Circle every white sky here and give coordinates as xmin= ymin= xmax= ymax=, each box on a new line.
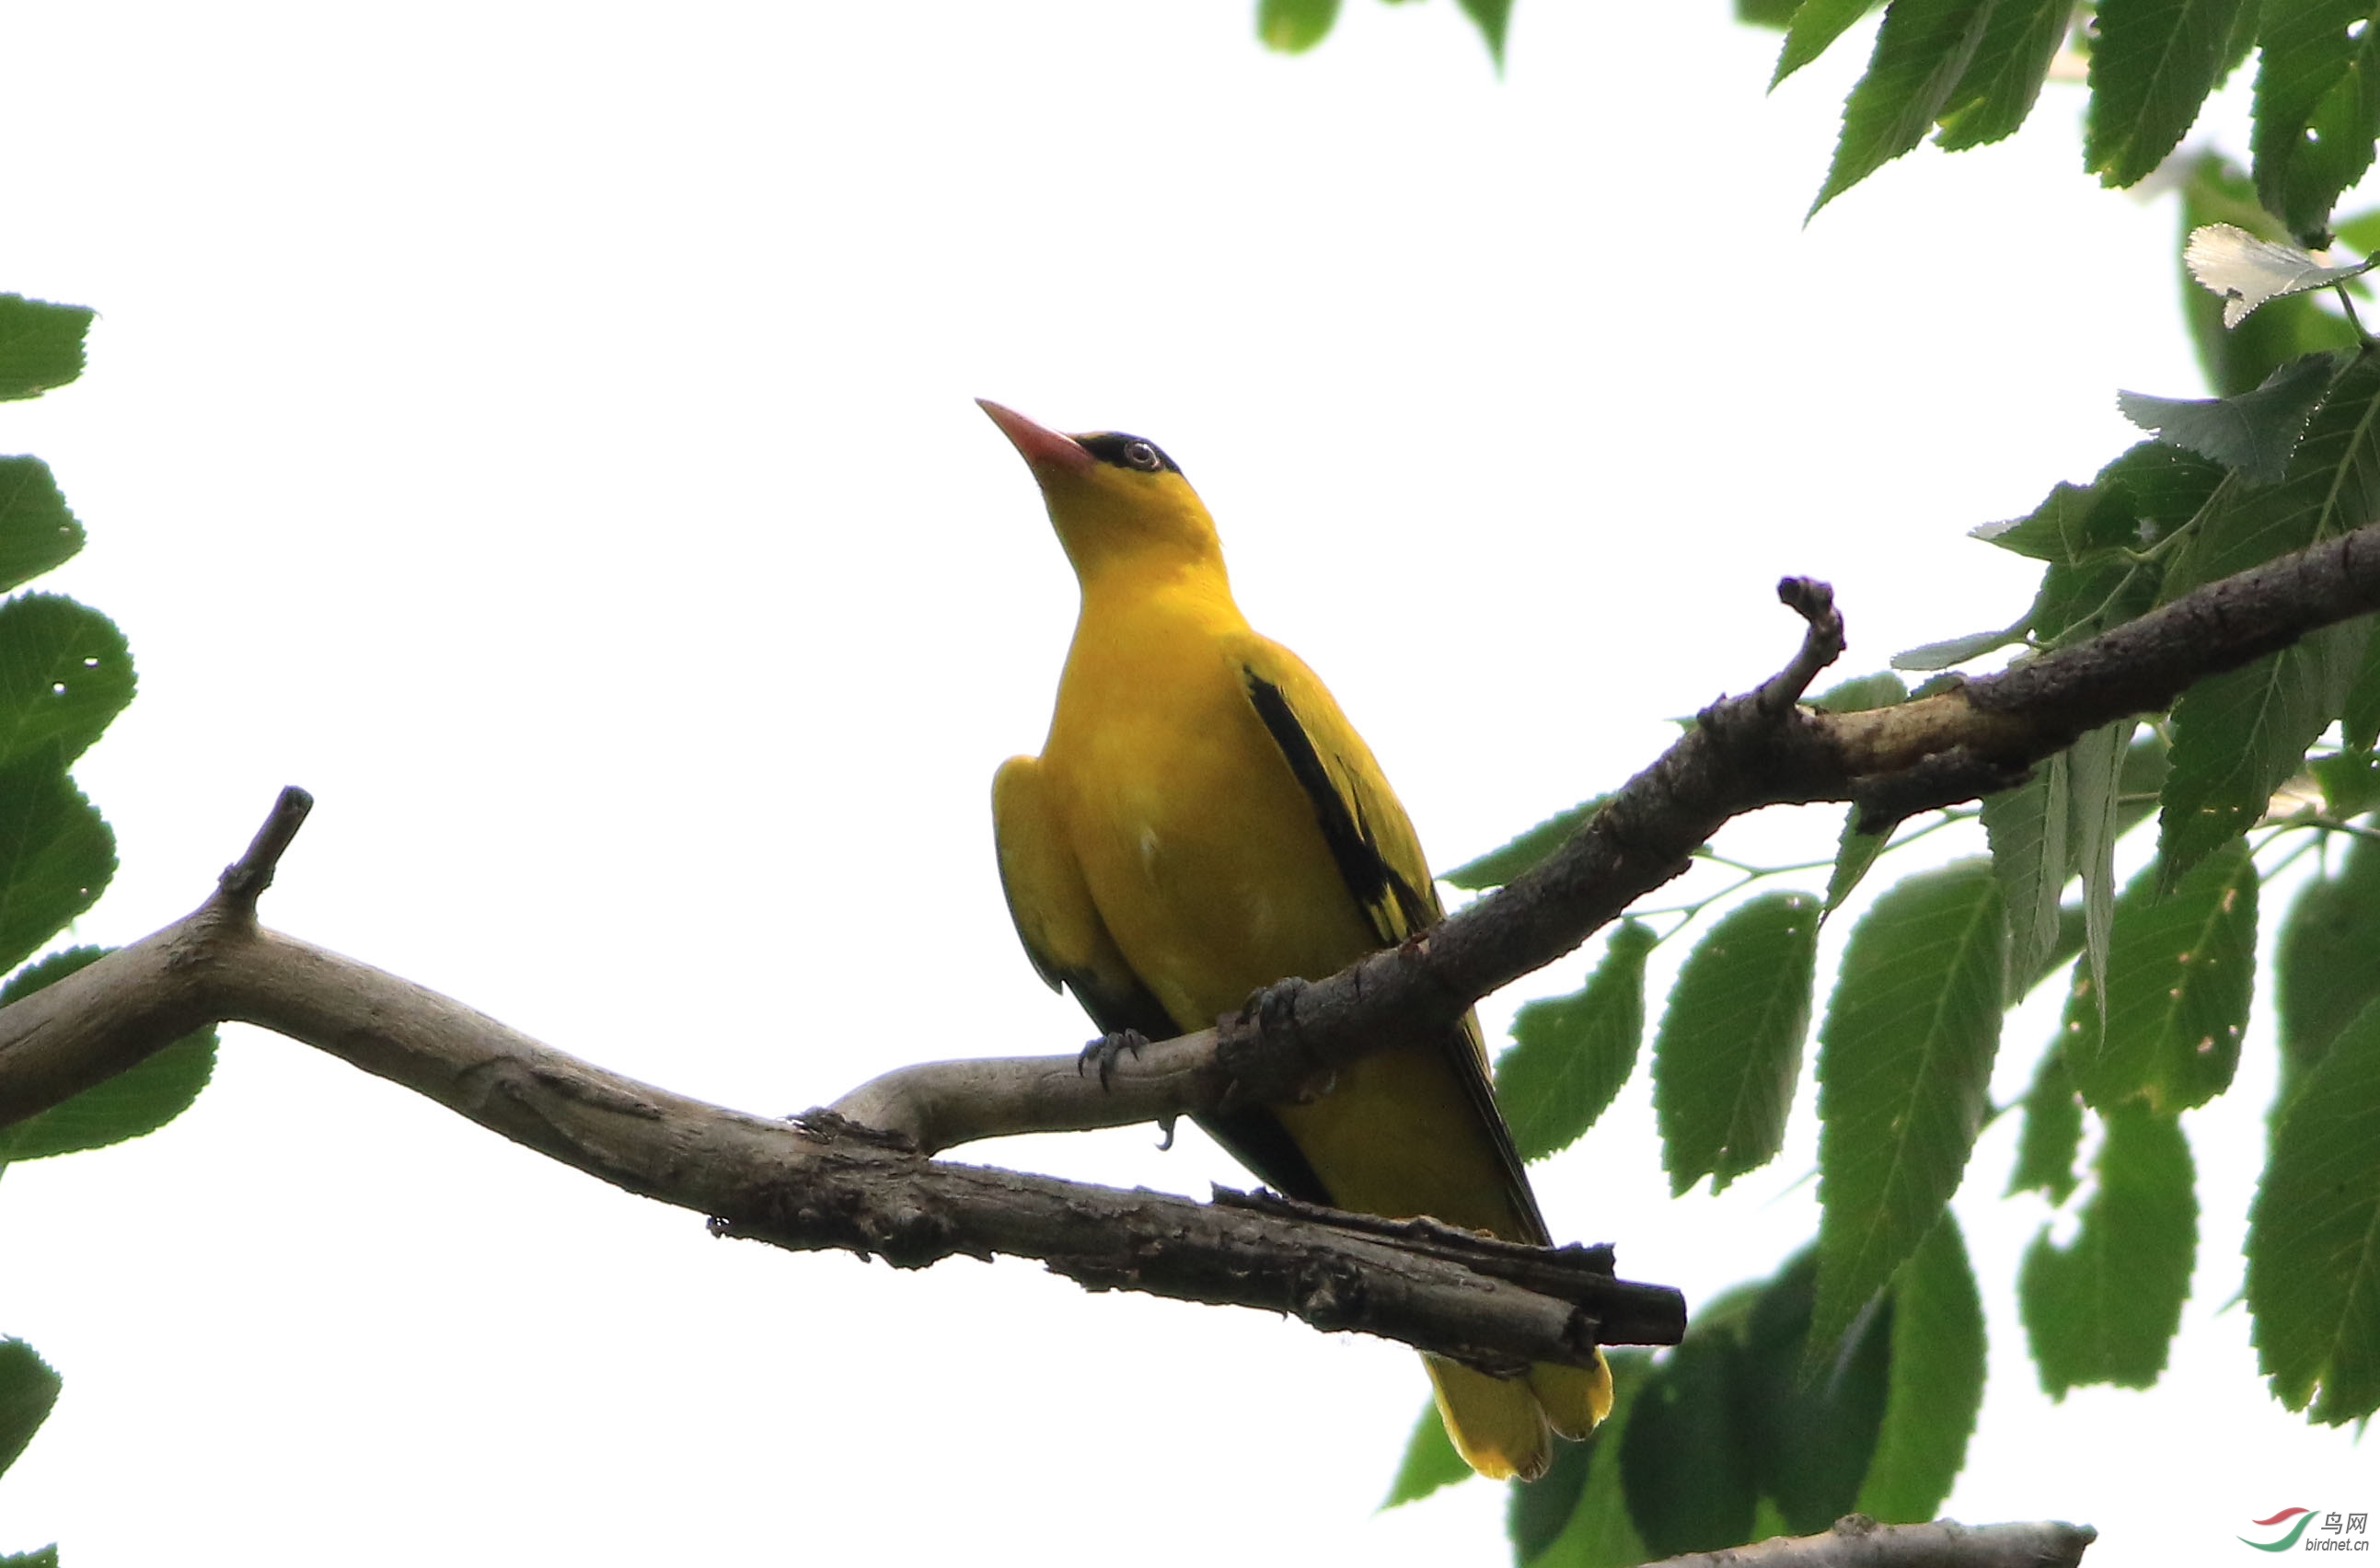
xmin=0 ymin=2 xmax=2367 ymax=1564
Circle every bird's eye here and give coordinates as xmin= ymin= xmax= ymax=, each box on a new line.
xmin=1125 ymin=441 xmax=1161 ymax=471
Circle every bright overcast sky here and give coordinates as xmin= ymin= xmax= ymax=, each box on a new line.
xmin=0 ymin=2 xmax=2365 ymax=1564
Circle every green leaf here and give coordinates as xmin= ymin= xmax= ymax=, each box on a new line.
xmin=1257 ymin=0 xmax=1339 ymax=52
xmin=0 ymin=756 xmax=116 ymax=976
xmin=1381 ymin=1396 xmax=1471 ymax=1509
xmin=2276 ymin=830 xmax=2380 ymax=1096
xmin=1530 ymin=1352 xmax=1653 ymax=1568
xmin=1934 ymin=0 xmax=2071 ymax=149
xmin=0 ymin=1548 xmax=58 ymax=1568
xmin=2062 ymin=840 xmax=2258 ymax=1113
xmin=1737 ymin=1250 xmax=1893 ymax=1535
xmin=0 ymin=1338 xmax=60 ymax=1479
xmin=1775 ymin=0 xmax=1885 ymax=85
xmin=2071 ymin=721 xmax=2132 ymax=1022
xmin=2007 ymin=1046 xmax=2087 ymax=1203
xmin=2115 ymin=351 xmax=2340 ymax=484
xmin=1443 ymin=797 xmax=1605 ymax=890
xmin=0 ymin=459 xmax=87 ymax=594
xmin=1889 ymin=625 xmax=2019 ymax=671
xmin=1812 ymin=860 xmax=2005 ymax=1362
xmin=1854 ymin=1213 xmax=1986 ymax=1522
xmin=1808 ymin=671 xmax=1909 ymax=711
xmin=1497 ymin=921 xmax=1657 ymax=1162
xmin=1508 ymin=1426 xmax=1594 ymax=1562
xmin=1826 ymin=806 xmax=1891 ymax=913
xmin=1812 ymin=0 xmax=2001 ymax=215
xmin=1456 ymin=0 xmax=1512 ymax=65
xmin=0 ymin=594 xmax=135 ymax=773
xmin=0 ymin=295 xmax=93 ymax=402
xmin=2020 ymin=1104 xmax=2198 ymax=1395
xmin=1981 ymin=749 xmax=2074 ymax=996
xmin=1618 ymin=1334 xmax=1754 ymax=1558
xmin=2247 ymin=994 xmax=2380 ymax=1423
xmin=1655 ymin=893 xmax=1821 ymax=1194
xmin=2180 ymin=154 xmax=2363 ymax=397
xmin=2309 ymin=745 xmax=2380 ymax=814
xmin=0 ymin=948 xmax=216 ymax=1160
xmin=2085 ymin=0 xmax=2250 ymax=187
xmin=2251 ymin=0 xmax=2380 ymax=238
xmin=1740 ymin=0 xmax=1806 ymax=25
xmin=2344 ymin=612 xmax=2380 ymax=748
xmin=2159 ymin=619 xmax=2368 ymax=881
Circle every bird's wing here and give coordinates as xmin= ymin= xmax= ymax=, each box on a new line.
xmin=1230 ymin=638 xmax=1551 ymax=1245
xmin=991 ymin=755 xmax=1176 ymax=1042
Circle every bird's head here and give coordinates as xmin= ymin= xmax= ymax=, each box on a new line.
xmin=977 ymin=399 xmax=1224 ymax=585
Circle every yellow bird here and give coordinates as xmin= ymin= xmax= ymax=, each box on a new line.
xmin=981 ymin=399 xmax=1610 ymax=1480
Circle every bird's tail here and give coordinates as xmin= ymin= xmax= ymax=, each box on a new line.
xmin=1425 ymin=1351 xmax=1614 ymax=1482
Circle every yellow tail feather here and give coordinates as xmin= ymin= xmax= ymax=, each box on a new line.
xmin=1426 ymin=1350 xmax=1612 ymax=1482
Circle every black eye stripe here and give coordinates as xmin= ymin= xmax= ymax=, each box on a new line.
xmin=1078 ymin=432 xmax=1184 ymax=477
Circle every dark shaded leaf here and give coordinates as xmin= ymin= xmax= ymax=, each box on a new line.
xmin=1740 ymin=0 xmax=1806 ymax=25
xmin=2007 ymin=1047 xmax=2087 ymax=1203
xmin=2251 ymin=0 xmax=2380 ymax=238
xmin=1498 ymin=921 xmax=1656 ymax=1161
xmin=2085 ymin=0 xmax=2250 ymax=186
xmin=1508 ymin=1425 xmax=1594 ymax=1561
xmin=1890 ymin=625 xmax=2017 ymax=672
xmin=0 ymin=296 xmax=93 ymax=402
xmin=1811 ymin=0 xmax=1999 ymax=215
xmin=1381 ymin=1396 xmax=1470 ymax=1509
xmin=2276 ymin=829 xmax=2380 ymax=1095
xmin=1257 ymin=0 xmax=1339 ymax=52
xmin=1619 ymin=1334 xmax=1754 ymax=1557
xmin=0 ymin=755 xmax=115 ymax=976
xmin=2309 ymin=745 xmax=2380 ymax=814
xmin=1935 ymin=0 xmax=2072 ymax=149
xmin=2115 ymin=351 xmax=2340 ymax=483
xmin=1812 ymin=861 xmax=2005 ymax=1362
xmin=1530 ymin=1352 xmax=1654 ymax=1568
xmin=0 ymin=459 xmax=86 ymax=594
xmin=2247 ymin=995 xmax=2380 ymax=1424
xmin=0 ymin=1338 xmax=60 ymax=1479
xmin=1655 ymin=893 xmax=1820 ymax=1194
xmin=1444 ymin=798 xmax=1605 ymax=891
xmin=1738 ymin=1251 xmax=1892 ymax=1535
xmin=2062 ymin=841 xmax=2257 ymax=1112
xmin=0 ymin=594 xmax=134 ymax=773
xmin=2020 ymin=1104 xmax=2197 ymax=1395
xmin=1854 ymin=1213 xmax=1986 ymax=1522
xmin=1775 ymin=0 xmax=1886 ymax=85
xmin=2345 ymin=610 xmax=2380 ymax=748
xmin=2159 ymin=620 xmax=2367 ymax=881
xmin=1826 ymin=807 xmax=1891 ymax=913
xmin=0 ymin=948 xmax=215 ymax=1160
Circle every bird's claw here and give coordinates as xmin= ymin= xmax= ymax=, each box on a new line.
xmin=1155 ymin=1113 xmax=1178 ymax=1151
xmin=1078 ymin=1028 xmax=1150 ymax=1090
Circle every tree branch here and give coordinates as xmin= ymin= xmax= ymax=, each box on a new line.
xmin=1646 ymin=1516 xmax=2096 ymax=1568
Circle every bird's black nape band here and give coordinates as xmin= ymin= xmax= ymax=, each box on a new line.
xmin=1079 ymin=432 xmax=1184 ymax=476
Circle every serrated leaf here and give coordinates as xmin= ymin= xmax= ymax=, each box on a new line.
xmin=0 ymin=459 xmax=87 ymax=594
xmin=2159 ymin=620 xmax=2368 ymax=880
xmin=2180 ymin=155 xmax=2364 ymax=396
xmin=0 ymin=1338 xmax=60 ymax=1479
xmin=2070 ymin=721 xmax=2131 ymax=1023
xmin=2116 ymin=352 xmax=2340 ymax=483
xmin=1737 ymin=1250 xmax=1892 ymax=1536
xmin=1455 ymin=0 xmax=1512 ymax=65
xmin=0 ymin=594 xmax=134 ymax=774
xmin=1775 ymin=0 xmax=1885 ymax=85
xmin=2309 ymin=745 xmax=2380 ymax=814
xmin=1975 ymin=440 xmax=2223 ymax=571
xmin=2276 ymin=831 xmax=2380 ymax=1095
xmin=1808 ymin=671 xmax=1909 ymax=711
xmin=2186 ymin=225 xmax=2380 ymax=325
xmin=1497 ymin=921 xmax=1656 ymax=1162
xmin=1508 ymin=1424 xmax=1594 ymax=1561
xmin=2085 ymin=0 xmax=2249 ymax=186
xmin=1655 ymin=893 xmax=1820 ymax=1194
xmin=1619 ymin=1333 xmax=1754 ymax=1558
xmin=1381 ymin=1396 xmax=1471 ymax=1509
xmin=0 ymin=296 xmax=93 ymax=402
xmin=1826 ymin=807 xmax=1891 ymax=913
xmin=1740 ymin=0 xmax=1806 ymax=25
xmin=1811 ymin=0 xmax=2000 ymax=215
xmin=2247 ymin=995 xmax=2380 ymax=1423
xmin=2008 ymin=1046 xmax=2088 ymax=1202
xmin=1530 ymin=1352 xmax=1653 ymax=1568
xmin=0 ymin=947 xmax=216 ymax=1160
xmin=1890 ymin=625 xmax=2017 ymax=671
xmin=2251 ymin=0 xmax=2380 ymax=238
xmin=1981 ymin=749 xmax=2072 ymax=994
xmin=1934 ymin=0 xmax=2072 ymax=149
xmin=0 ymin=755 xmax=116 ymax=976
xmin=1257 ymin=0 xmax=1339 ymax=52
xmin=1443 ymin=797 xmax=1605 ymax=890
xmin=0 ymin=1548 xmax=58 ymax=1568
xmin=2021 ymin=1103 xmax=2198 ymax=1396
xmin=1812 ymin=860 xmax=2005 ymax=1362
xmin=1854 ymin=1212 xmax=1986 ymax=1522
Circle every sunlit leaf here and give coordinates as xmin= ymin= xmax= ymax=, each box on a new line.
xmin=2179 ymin=155 xmax=2363 ymax=396
xmin=2020 ymin=1104 xmax=2197 ymax=1396
xmin=1257 ymin=0 xmax=1339 ymax=52
xmin=2185 ymin=225 xmax=2379 ymax=326
xmin=1655 ymin=894 xmax=1820 ymax=1194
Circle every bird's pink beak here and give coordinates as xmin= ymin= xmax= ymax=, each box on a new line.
xmin=978 ymin=398 xmax=1094 ymax=477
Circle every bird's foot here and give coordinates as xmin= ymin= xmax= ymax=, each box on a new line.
xmin=1078 ymin=1028 xmax=1150 ymax=1090
xmin=1155 ymin=1113 xmax=1178 ymax=1151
